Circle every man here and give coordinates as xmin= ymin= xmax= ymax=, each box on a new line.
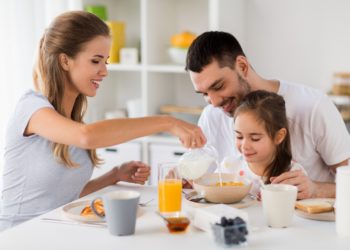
xmin=185 ymin=31 xmax=350 ymax=199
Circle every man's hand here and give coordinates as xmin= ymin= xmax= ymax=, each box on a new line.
xmin=115 ymin=161 xmax=151 ymax=185
xmin=270 ymin=170 xmax=316 ymax=199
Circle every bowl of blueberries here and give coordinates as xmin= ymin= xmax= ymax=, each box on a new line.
xmin=211 ymin=216 xmax=248 ymax=247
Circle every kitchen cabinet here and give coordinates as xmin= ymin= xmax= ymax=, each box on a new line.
xmin=92 ymin=142 xmax=142 ymax=179
xmin=148 ymin=142 xmax=186 ymax=185
xmin=77 ymin=0 xmax=244 ymax=182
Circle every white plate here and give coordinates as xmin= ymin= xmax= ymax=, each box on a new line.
xmin=62 ymin=200 xmax=145 ymax=223
xmin=62 ymin=200 xmax=105 ymax=223
xmin=295 ymin=209 xmax=335 ymax=221
xmin=183 ymin=191 xmax=257 ymax=209
xmin=295 ymin=198 xmax=335 ymax=221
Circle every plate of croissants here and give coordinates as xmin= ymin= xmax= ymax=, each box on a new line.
xmin=62 ymin=199 xmax=105 ymax=223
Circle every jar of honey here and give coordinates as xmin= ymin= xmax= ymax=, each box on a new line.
xmin=332 ymin=72 xmax=350 ymax=96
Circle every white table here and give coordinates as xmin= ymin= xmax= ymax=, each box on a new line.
xmin=0 ymin=183 xmax=349 ymax=250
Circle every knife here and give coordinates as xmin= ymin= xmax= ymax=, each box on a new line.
xmin=41 ymin=218 xmax=106 ymax=228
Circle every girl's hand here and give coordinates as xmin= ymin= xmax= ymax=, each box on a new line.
xmin=169 ymin=118 xmax=207 ymax=148
xmin=115 ymin=161 xmax=151 ymax=185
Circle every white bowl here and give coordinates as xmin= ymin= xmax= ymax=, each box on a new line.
xmin=168 ymin=47 xmax=188 ymax=64
xmin=193 ymin=173 xmax=252 ymax=204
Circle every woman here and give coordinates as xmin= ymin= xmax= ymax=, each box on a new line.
xmin=0 ymin=11 xmax=206 ymax=231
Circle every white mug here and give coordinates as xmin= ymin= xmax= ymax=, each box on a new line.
xmin=261 ymin=184 xmax=297 ymax=228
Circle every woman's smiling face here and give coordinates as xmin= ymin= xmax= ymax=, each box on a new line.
xmin=65 ymin=35 xmax=111 ymax=97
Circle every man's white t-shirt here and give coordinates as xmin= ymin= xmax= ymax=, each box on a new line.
xmin=198 ymin=81 xmax=350 ymax=182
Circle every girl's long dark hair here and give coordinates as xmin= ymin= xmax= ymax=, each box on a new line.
xmin=234 ymin=90 xmax=292 ymax=183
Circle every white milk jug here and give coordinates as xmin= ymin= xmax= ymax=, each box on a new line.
xmin=178 ymin=145 xmax=218 ymax=180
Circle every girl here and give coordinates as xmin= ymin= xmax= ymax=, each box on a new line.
xmin=0 ymin=11 xmax=205 ymax=231
xmin=233 ymin=90 xmax=306 ymax=197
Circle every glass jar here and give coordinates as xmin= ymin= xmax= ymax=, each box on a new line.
xmin=332 ymin=72 xmax=350 ymax=95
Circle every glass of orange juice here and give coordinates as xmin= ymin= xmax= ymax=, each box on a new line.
xmin=158 ymin=162 xmax=182 ymax=215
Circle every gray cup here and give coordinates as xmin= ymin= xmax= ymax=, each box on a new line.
xmin=92 ymin=190 xmax=140 ymax=236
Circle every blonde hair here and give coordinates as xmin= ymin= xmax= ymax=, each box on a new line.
xmin=33 ymin=11 xmax=110 ymax=167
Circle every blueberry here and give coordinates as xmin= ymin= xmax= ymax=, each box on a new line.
xmin=239 ymin=236 xmax=247 ymax=243
xmin=227 ymin=218 xmax=234 ymax=226
xmin=221 ymin=216 xmax=228 ymax=226
xmin=224 ymin=229 xmax=232 ymax=238
xmin=226 ymin=234 xmax=240 ymax=245
xmin=233 ymin=216 xmax=245 ymax=225
xmin=240 ymin=226 xmax=248 ymax=236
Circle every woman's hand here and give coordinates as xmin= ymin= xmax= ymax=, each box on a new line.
xmin=115 ymin=161 xmax=151 ymax=185
xmin=169 ymin=118 xmax=207 ymax=148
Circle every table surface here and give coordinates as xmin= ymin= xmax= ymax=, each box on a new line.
xmin=0 ymin=183 xmax=349 ymax=250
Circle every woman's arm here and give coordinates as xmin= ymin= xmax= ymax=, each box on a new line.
xmin=25 ymin=108 xmax=206 ymax=149
xmin=79 ymin=161 xmax=151 ymax=197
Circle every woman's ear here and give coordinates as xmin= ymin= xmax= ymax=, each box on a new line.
xmin=59 ymin=53 xmax=70 ymax=71
xmin=274 ymin=128 xmax=287 ymax=145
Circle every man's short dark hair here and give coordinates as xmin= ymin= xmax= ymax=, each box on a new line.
xmin=185 ymin=31 xmax=245 ymax=73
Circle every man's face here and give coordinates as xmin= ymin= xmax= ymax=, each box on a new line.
xmin=189 ymin=60 xmax=251 ymax=117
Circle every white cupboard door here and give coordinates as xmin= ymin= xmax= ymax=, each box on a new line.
xmin=92 ymin=142 xmax=142 ymax=179
xmin=149 ymin=143 xmax=187 ymax=185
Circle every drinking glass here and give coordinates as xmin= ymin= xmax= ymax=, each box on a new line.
xmin=261 ymin=184 xmax=297 ymax=228
xmin=158 ymin=162 xmax=182 ymax=215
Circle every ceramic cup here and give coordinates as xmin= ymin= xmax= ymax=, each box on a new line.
xmin=92 ymin=190 xmax=140 ymax=236
xmin=261 ymin=184 xmax=297 ymax=228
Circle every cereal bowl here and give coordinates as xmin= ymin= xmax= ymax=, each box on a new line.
xmin=193 ymin=173 xmax=252 ymax=204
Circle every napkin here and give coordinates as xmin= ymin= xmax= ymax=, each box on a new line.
xmin=192 ymin=204 xmax=248 ymax=233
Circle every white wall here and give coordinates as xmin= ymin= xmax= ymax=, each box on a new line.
xmin=243 ymin=0 xmax=350 ymax=92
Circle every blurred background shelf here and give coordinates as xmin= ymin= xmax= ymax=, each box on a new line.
xmin=78 ymin=0 xmax=243 ymax=182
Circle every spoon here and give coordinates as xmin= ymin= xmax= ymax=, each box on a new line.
xmin=183 ymin=191 xmax=205 ymax=202
xmin=138 ymin=198 xmax=155 ymax=207
xmin=155 ymin=211 xmax=170 ymax=222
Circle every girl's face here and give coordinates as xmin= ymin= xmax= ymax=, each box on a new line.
xmin=234 ymin=111 xmax=278 ymax=168
xmin=64 ymin=35 xmax=111 ymax=97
